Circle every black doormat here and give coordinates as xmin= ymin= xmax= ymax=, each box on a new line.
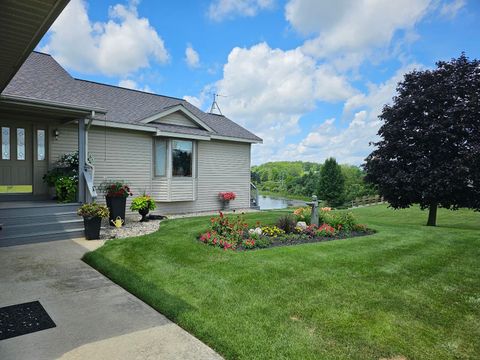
xmin=0 ymin=301 xmax=56 ymax=340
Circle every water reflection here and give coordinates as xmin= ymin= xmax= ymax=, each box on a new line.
xmin=258 ymin=195 xmax=306 ymax=210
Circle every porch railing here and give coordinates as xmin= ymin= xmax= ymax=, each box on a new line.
xmin=83 ymin=161 xmax=97 ymax=202
xmin=250 ymin=182 xmax=259 ymax=209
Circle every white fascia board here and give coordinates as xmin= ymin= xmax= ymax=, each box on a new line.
xmin=155 ymin=130 xmax=211 ymax=141
xmin=210 ymin=134 xmax=263 ymax=144
xmin=138 ymin=104 xmax=214 ymax=132
xmin=91 ymin=119 xmax=157 ymax=132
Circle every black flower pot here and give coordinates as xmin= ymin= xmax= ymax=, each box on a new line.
xmin=106 ymin=196 xmax=126 ymax=226
xmin=139 ymin=208 xmax=149 ymax=222
xmin=83 ymin=216 xmax=102 ymax=240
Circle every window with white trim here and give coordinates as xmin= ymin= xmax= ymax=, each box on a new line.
xmin=154 ymin=138 xmax=194 ymax=178
xmin=154 ymin=138 xmax=167 ymax=176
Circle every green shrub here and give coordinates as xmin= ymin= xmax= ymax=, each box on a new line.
xmin=130 ymin=195 xmax=156 ymax=211
xmin=77 ymin=203 xmax=109 ymax=218
xmin=319 ymin=211 xmax=358 ymax=231
xmin=255 ymin=236 xmax=273 ymax=248
xmin=276 ymin=214 xmax=297 ymax=233
xmin=55 ymin=176 xmax=77 ymax=203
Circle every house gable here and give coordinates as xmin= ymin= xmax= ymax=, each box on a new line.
xmin=153 ymin=110 xmax=199 ymax=128
xmin=139 ymin=104 xmax=214 ymax=132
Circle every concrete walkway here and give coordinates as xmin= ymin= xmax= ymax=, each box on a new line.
xmin=0 ymin=239 xmax=222 ymax=360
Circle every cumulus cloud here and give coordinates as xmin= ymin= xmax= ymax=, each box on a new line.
xmin=118 ymin=79 xmax=152 ymax=92
xmin=208 ymin=0 xmax=274 ymax=21
xmin=279 ymin=64 xmax=422 ymax=165
xmin=207 ymin=42 xmax=355 ymax=163
xmin=439 ymin=0 xmax=466 ymax=19
xmin=185 ymin=44 xmax=200 ymax=68
xmin=41 ymin=0 xmax=169 ymax=76
xmin=285 ymin=0 xmax=431 ymax=65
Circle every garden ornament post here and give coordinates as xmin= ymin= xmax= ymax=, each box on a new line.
xmin=307 ymin=195 xmax=319 ymax=226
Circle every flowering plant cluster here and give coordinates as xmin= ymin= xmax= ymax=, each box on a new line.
xmin=218 ymin=192 xmax=236 ymax=201
xmin=293 ymin=207 xmax=312 ymax=224
xmin=99 ymin=180 xmax=133 ymax=198
xmin=199 ymin=212 xmax=248 ymax=250
xmin=242 ymin=239 xmax=256 ymax=249
xmin=199 ymin=211 xmax=371 ymax=251
xmin=320 ymin=207 xmax=332 ymax=212
xmin=260 ymin=225 xmax=285 ymax=237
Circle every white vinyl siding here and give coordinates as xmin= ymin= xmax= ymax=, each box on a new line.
xmin=48 ymin=123 xmax=251 ymax=214
xmin=153 ymin=111 xmax=199 ymax=128
xmin=153 ymin=140 xmax=251 ymax=214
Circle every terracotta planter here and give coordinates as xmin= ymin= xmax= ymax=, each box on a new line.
xmin=106 ymin=196 xmax=126 ymax=226
xmin=83 ymin=216 xmax=102 ymax=240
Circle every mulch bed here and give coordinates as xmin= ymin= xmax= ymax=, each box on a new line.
xmin=237 ymin=231 xmax=376 ymax=251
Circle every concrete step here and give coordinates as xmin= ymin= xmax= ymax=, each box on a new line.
xmin=0 ymin=228 xmax=85 ymax=247
xmin=1 ymin=219 xmax=84 ymax=237
xmin=0 ymin=202 xmax=85 ymax=246
xmin=0 ymin=203 xmax=80 ymax=218
xmin=1 ymin=211 xmax=78 ymax=226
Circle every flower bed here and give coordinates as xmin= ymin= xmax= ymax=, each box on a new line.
xmin=198 ymin=209 xmax=374 ymax=251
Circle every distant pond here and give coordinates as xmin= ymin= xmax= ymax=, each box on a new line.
xmin=257 ymin=195 xmax=306 ymax=210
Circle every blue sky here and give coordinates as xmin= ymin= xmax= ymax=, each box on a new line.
xmin=38 ymin=0 xmax=479 ymax=165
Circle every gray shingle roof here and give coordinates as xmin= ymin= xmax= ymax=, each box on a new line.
xmin=2 ymin=52 xmax=262 ymax=143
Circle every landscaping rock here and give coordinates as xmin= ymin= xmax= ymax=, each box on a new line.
xmin=296 ymin=221 xmax=307 ymax=230
xmin=100 ymin=215 xmax=161 ymax=240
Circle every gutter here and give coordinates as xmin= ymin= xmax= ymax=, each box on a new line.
xmin=0 ymin=94 xmax=107 ymax=114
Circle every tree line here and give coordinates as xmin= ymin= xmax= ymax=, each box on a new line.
xmin=251 ymin=159 xmax=376 ymax=207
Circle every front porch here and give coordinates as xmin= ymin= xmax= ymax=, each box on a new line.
xmin=0 ymin=98 xmax=105 ymax=246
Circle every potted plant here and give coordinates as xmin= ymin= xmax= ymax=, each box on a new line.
xmin=130 ymin=194 xmax=156 ymax=222
xmin=77 ymin=203 xmax=109 ymax=240
xmin=218 ymin=192 xmax=236 ymax=210
xmin=98 ymin=180 xmax=132 ymax=226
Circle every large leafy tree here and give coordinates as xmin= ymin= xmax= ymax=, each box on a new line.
xmin=364 ymin=54 xmax=480 ymax=226
xmin=318 ymin=157 xmax=345 ymax=207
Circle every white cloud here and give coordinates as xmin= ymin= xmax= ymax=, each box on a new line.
xmin=440 ymin=0 xmax=466 ymax=19
xmin=41 ymin=0 xmax=169 ymax=76
xmin=208 ymin=0 xmax=274 ymax=21
xmin=185 ymin=44 xmax=200 ymax=68
xmin=118 ymin=79 xmax=152 ymax=92
xmin=279 ymin=64 xmax=422 ymax=165
xmin=208 ymin=42 xmax=354 ymax=163
xmin=285 ymin=0 xmax=431 ymax=65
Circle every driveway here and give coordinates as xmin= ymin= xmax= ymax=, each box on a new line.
xmin=0 ymin=239 xmax=222 ymax=360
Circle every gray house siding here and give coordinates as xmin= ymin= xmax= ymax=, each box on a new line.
xmin=50 ymin=123 xmax=251 ymax=214
xmin=154 ymin=111 xmax=199 ymax=128
xmin=154 ymin=140 xmax=251 ymax=214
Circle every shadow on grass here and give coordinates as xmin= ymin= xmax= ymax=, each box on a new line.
xmin=82 ymin=251 xmax=195 ymax=323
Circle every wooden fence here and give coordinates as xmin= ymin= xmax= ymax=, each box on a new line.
xmin=349 ymin=195 xmax=385 ymax=208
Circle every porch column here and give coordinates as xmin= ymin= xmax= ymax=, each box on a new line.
xmin=78 ymin=117 xmax=86 ymax=203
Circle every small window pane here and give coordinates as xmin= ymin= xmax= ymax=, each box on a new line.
xmin=154 ymin=139 xmax=166 ymax=176
xmin=37 ymin=129 xmax=45 ymax=161
xmin=17 ymin=128 xmax=25 ymax=160
xmin=172 ymin=140 xmax=192 ymax=177
xmin=2 ymin=127 xmax=10 ymax=160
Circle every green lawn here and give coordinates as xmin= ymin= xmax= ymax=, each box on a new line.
xmin=84 ymin=206 xmax=480 ymax=359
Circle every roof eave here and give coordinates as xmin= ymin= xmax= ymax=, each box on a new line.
xmin=0 ymin=94 xmax=106 ymax=115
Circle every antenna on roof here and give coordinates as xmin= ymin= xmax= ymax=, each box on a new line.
xmin=209 ymin=93 xmax=226 ymax=115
